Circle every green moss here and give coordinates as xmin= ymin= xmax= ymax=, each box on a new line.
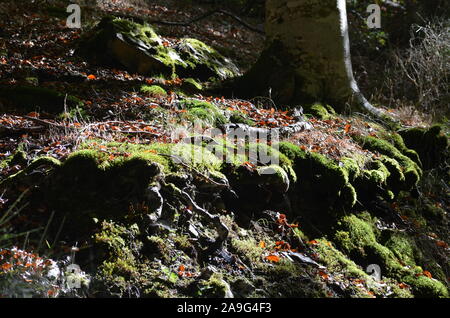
xmin=197 ymin=273 xmax=230 ymax=298
xmin=140 ymin=85 xmax=167 ymax=97
xmin=78 ymin=16 xmax=179 ymax=78
xmin=385 ymin=132 xmax=421 ymax=166
xmin=181 ymin=78 xmax=203 ymax=94
xmin=333 ymin=214 xmax=449 ymax=297
xmin=303 ymin=103 xmax=334 ymax=120
xmin=353 ymin=135 xmax=422 ymax=189
xmin=180 ymin=98 xmax=226 ymax=126
xmin=277 ymin=141 xmax=308 ymax=162
xmin=176 ymin=38 xmax=240 ymax=80
xmin=380 ymin=156 xmax=405 ymax=193
xmin=313 ymin=239 xmax=368 ymax=279
xmin=402 ymin=274 xmax=449 ymax=298
xmin=277 ymin=141 xmax=355 ymax=208
xmin=229 ymin=110 xmax=255 ymax=126
xmin=0 ymin=156 xmax=61 ymax=186
xmin=256 ymin=164 xmax=291 ymax=193
xmin=383 ymin=232 xmax=419 ymax=268
xmin=231 ymin=237 xmax=264 ymax=265
xmin=340 ymin=157 xmax=361 ymax=182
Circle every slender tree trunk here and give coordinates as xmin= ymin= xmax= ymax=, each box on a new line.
xmin=239 ymin=0 xmax=384 ymax=116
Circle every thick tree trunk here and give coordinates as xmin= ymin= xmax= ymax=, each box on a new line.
xmin=239 ymin=0 xmax=384 ymax=116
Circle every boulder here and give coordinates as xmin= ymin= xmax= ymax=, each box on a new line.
xmin=77 ymin=16 xmax=240 ymax=80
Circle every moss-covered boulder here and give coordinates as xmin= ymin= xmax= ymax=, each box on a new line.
xmin=333 ymin=213 xmax=449 ymax=298
xmin=277 ymin=141 xmax=355 ymax=211
xmin=352 ymin=135 xmax=422 ymax=190
xmin=175 ymin=38 xmax=240 ymax=81
xmin=77 ymin=17 xmax=239 ymax=81
xmin=77 ymin=16 xmax=179 ymax=77
xmin=399 ymin=125 xmax=448 ymax=169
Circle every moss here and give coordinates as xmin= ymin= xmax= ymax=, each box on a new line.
xmin=78 ymin=16 xmax=179 ymax=77
xmin=180 ymin=98 xmax=226 ymax=126
xmin=277 ymin=141 xmax=355 ymax=209
xmin=0 ymin=85 xmax=84 ymax=115
xmin=181 ymin=78 xmax=203 ymax=94
xmin=140 ymin=85 xmax=167 ymax=97
xmin=399 ymin=125 xmax=449 ymax=169
xmin=353 ymin=135 xmax=422 ymax=189
xmin=385 ymin=132 xmax=421 ymax=166
xmin=303 ymin=103 xmax=334 ymax=120
xmin=340 ymin=183 xmax=357 ymax=208
xmin=333 ymin=214 xmax=449 ymax=297
xmin=176 ymin=38 xmax=240 ymax=81
xmin=340 ymin=157 xmax=361 ymax=182
xmin=197 ymin=273 xmax=230 ymax=298
xmin=313 ymin=239 xmax=368 ymax=279
xmin=229 ymin=110 xmax=255 ymax=126
xmin=0 ymin=156 xmax=61 ymax=187
xmin=383 ymin=232 xmax=419 ymax=268
xmin=256 ymin=164 xmax=291 ymax=193
xmin=277 ymin=141 xmax=308 ymax=162
xmin=380 ymin=156 xmax=405 ymax=194
xmin=231 ymin=237 xmax=264 ymax=266
xmin=402 ymin=274 xmax=449 ymax=298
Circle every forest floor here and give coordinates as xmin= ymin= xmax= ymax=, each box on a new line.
xmin=0 ymin=0 xmax=448 ymax=298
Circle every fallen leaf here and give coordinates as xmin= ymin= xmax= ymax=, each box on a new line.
xmin=344 ymin=124 xmax=351 ymax=134
xmin=318 ymin=270 xmax=329 ymax=280
xmin=266 ymin=255 xmax=280 ymax=263
xmin=87 ymin=74 xmax=96 ymax=80
xmin=423 ymin=270 xmax=432 ymax=279
xmin=259 ymin=241 xmax=266 ymax=248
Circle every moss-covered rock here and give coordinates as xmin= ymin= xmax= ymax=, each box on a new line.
xmin=399 ymin=125 xmax=448 ymax=169
xmin=352 ymin=135 xmax=422 ymax=189
xmin=77 ymin=17 xmax=239 ymax=81
xmin=176 ymin=38 xmax=240 ymax=81
xmin=180 ymin=98 xmax=226 ymax=126
xmin=277 ymin=141 xmax=354 ymax=210
xmin=333 ymin=213 xmax=449 ymax=298
xmin=303 ymin=103 xmax=335 ymax=120
xmin=77 ymin=16 xmax=181 ymax=77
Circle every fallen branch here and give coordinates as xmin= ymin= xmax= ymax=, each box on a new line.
xmin=114 ymin=9 xmax=264 ymax=34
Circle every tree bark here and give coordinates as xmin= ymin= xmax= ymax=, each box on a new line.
xmin=238 ymin=0 xmax=384 ymax=116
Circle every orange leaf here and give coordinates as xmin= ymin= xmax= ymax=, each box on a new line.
xmin=318 ymin=270 xmax=329 ymax=280
xmin=344 ymin=124 xmax=351 ymax=134
xmin=87 ymin=74 xmax=96 ymax=80
xmin=423 ymin=270 xmax=432 ymax=279
xmin=259 ymin=241 xmax=266 ymax=248
xmin=398 ymin=283 xmax=409 ymax=289
xmin=436 ymin=240 xmax=449 ymax=248
xmin=266 ymin=255 xmax=280 ymax=263
xmin=307 ymin=240 xmax=318 ymax=245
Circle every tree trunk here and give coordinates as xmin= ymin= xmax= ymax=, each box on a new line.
xmin=238 ymin=0 xmax=384 ymax=116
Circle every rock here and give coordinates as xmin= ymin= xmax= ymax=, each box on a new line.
xmin=77 ymin=17 xmax=240 ymax=81
xmin=175 ymin=38 xmax=240 ymax=80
